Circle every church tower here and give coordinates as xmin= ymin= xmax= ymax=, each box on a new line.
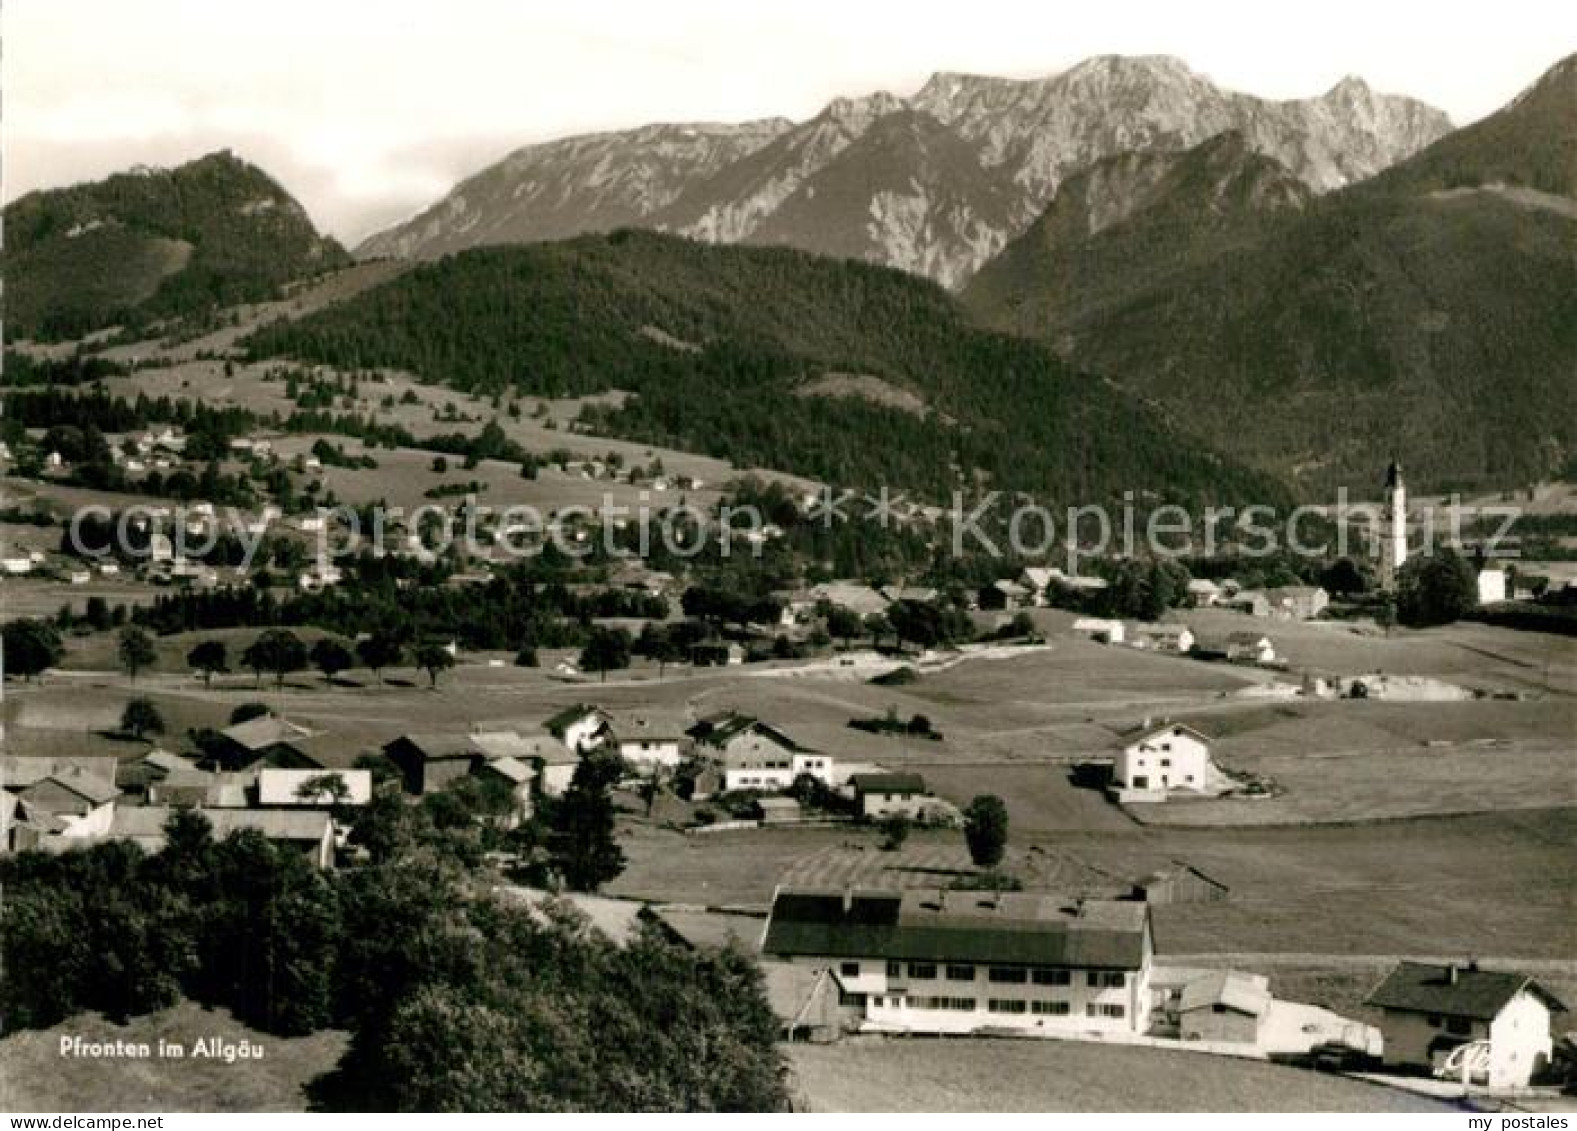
xmin=1378 ymin=460 xmax=1408 ymax=589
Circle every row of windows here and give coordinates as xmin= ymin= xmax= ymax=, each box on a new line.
xmin=858 ymin=961 xmax=1123 ymax=987
xmin=876 ymin=997 xmax=1123 ymax=1020
xmin=909 ymin=996 xmax=975 ymax=1011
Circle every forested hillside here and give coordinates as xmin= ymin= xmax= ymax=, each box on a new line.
xmin=4 ymin=151 xmax=348 ymax=340
xmin=245 ymin=230 xmax=1289 ymax=506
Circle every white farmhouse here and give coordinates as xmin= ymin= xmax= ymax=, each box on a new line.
xmin=1476 ymin=568 xmax=1508 ymax=604
xmin=1366 ymin=962 xmax=1562 ymax=1087
xmin=762 ymin=888 xmax=1154 ymax=1038
xmin=1113 ymin=723 xmax=1214 ymax=794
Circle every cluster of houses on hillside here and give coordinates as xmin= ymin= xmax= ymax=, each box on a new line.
xmin=382 ymin=702 xmax=955 ymax=827
xmin=1069 ymin=617 xmax=1281 ymax=669
xmin=1 ymin=738 xmax=365 ymax=869
xmin=974 ymin=567 xmax=1332 ymax=625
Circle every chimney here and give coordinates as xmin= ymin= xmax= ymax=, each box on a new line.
xmin=1447 ymin=964 xmax=1461 ymax=985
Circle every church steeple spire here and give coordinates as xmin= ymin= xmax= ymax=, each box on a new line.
xmin=1379 ymin=459 xmax=1408 ymax=589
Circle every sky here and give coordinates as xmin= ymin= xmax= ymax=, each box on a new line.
xmin=7 ymin=0 xmax=1575 ymax=244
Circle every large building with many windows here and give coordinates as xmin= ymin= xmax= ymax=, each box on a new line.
xmin=760 ymin=887 xmax=1154 ymax=1036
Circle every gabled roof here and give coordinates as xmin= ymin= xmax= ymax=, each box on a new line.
xmin=606 ymin=708 xmax=690 ymax=743
xmin=1365 ymin=962 xmax=1565 ymax=1020
xmin=692 ymin=712 xmax=806 ymax=752
xmin=543 ymin=703 xmax=610 ymax=735
xmin=26 ymin=767 xmax=119 ymax=806
xmin=759 ymin=961 xmax=835 ymax=1027
xmin=848 ymin=772 xmax=926 ymax=795
xmin=220 ymin=714 xmax=315 ymax=751
xmin=808 ymin=582 xmax=889 ymax=616
xmin=1179 ymin=970 xmax=1271 ymax=1017
xmin=385 ymin=733 xmax=485 ymax=761
xmin=763 ymin=888 xmax=1149 ymax=969
xmin=512 ymin=734 xmax=578 ymax=765
xmin=141 ymin=749 xmax=198 ymax=775
xmin=882 ymin=585 xmax=939 ymax=603
xmin=480 ymin=756 xmax=534 ymax=785
xmin=106 ymin=806 xmax=333 ymax=845
xmin=468 ymin=730 xmax=541 ymax=760
xmin=1124 ymin=722 xmax=1213 ymax=749
xmin=2 ymin=756 xmax=118 ymax=789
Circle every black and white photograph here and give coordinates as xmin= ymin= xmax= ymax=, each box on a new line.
xmin=1 ymin=0 xmax=1574 ymax=1116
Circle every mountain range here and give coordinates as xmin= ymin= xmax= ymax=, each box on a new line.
xmin=963 ymin=52 xmax=1577 ymax=493
xmin=6 ymin=53 xmax=1571 ymax=499
xmin=357 ymin=55 xmax=1453 ymax=287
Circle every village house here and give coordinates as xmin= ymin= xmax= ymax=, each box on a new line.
xmin=511 ymin=734 xmax=580 ymax=797
xmin=1071 ymin=617 xmax=1125 ymax=644
xmin=1193 ymin=631 xmax=1277 ymax=665
xmin=1223 ymin=590 xmax=1272 ymax=617
xmin=16 ymin=768 xmax=119 ymax=839
xmin=1018 ymin=567 xmax=1060 ymax=603
xmin=209 ymin=715 xmax=325 ymax=772
xmin=848 ymin=772 xmax=930 ymax=819
xmin=256 ymin=768 xmax=373 ymax=808
xmin=761 ymin=887 xmax=1155 ymax=1037
xmin=978 ymin=579 xmax=1033 ymax=611
xmin=1185 ymin=578 xmax=1223 ymax=607
xmin=1476 ymin=567 xmax=1508 ymax=604
xmin=604 ymin=708 xmax=691 ymax=769
xmin=1365 ymin=961 xmax=1562 ymax=1087
xmin=752 ymin=796 xmax=804 ymax=824
xmin=692 ymin=713 xmax=835 ymax=793
xmin=808 ymin=581 xmax=890 ymax=619
xmin=115 ymin=749 xmax=201 ymax=797
xmin=1127 ymin=623 xmax=1195 ymax=654
xmin=474 ymin=756 xmax=536 ymax=822
xmin=771 ymin=589 xmax=818 ymax=627
xmin=1112 ymin=723 xmax=1215 ymax=795
xmin=1019 ymin=567 xmax=1109 ymax=606
xmin=1263 ymin=585 xmax=1331 ymax=621
xmin=85 ymin=807 xmax=338 ymax=869
xmin=1176 ymin=970 xmax=1272 ymax=1044
xmin=545 ymin=704 xmax=614 ymax=753
xmin=148 ymin=769 xmax=251 ymax=809
xmin=384 ymin=733 xmax=491 ymax=794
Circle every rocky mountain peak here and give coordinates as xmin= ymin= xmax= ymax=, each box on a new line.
xmin=356 ymin=53 xmax=1456 ymax=287
xmin=820 ymin=90 xmax=908 ymax=129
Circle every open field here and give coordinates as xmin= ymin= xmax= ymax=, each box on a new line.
xmin=0 ymin=1001 xmax=346 ymax=1113
xmin=8 ymin=612 xmax=1572 ymax=976
xmin=1182 ymin=609 xmax=1577 ymax=696
xmin=787 ymin=1038 xmax=1455 ymax=1112
xmin=610 ymin=806 xmax=1576 ymax=961
xmin=8 ymin=612 xmax=1570 ymax=829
